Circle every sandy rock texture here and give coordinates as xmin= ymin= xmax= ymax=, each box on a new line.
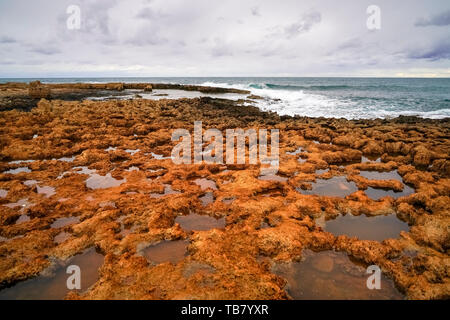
xmin=0 ymin=83 xmax=448 ymax=300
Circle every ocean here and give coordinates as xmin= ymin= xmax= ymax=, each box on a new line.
xmin=1 ymin=77 xmax=449 ymax=120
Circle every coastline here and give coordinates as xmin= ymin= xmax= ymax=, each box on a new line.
xmin=0 ymin=82 xmax=449 ymax=300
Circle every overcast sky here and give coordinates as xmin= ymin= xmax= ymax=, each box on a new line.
xmin=0 ymin=0 xmax=449 ymax=77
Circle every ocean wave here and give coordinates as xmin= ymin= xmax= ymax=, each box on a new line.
xmin=197 ymin=81 xmax=450 ymax=120
xmin=249 ymin=83 xmax=353 ymax=91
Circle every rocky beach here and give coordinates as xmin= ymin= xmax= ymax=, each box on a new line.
xmin=0 ymin=81 xmax=449 ymax=300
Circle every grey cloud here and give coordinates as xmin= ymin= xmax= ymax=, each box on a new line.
xmin=251 ymin=7 xmax=260 ymax=17
xmin=211 ymin=38 xmax=234 ymax=57
xmin=136 ymin=6 xmax=167 ymax=20
xmin=408 ymin=40 xmax=450 ymax=61
xmin=415 ymin=9 xmax=450 ymax=27
xmin=29 ymin=46 xmax=61 ymax=55
xmin=283 ymin=11 xmax=321 ymax=38
xmin=0 ymin=36 xmax=16 ymax=44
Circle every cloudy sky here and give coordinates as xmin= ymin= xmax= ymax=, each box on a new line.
xmin=0 ymin=0 xmax=449 ymax=77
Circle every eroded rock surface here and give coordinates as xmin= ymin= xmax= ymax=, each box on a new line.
xmin=0 ymin=83 xmax=449 ymax=300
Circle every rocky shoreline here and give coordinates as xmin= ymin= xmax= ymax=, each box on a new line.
xmin=0 ymin=82 xmax=448 ymax=299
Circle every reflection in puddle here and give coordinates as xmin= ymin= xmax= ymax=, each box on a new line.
xmin=105 ymin=147 xmax=117 ymax=152
xmin=37 ymin=186 xmax=56 ymax=198
xmin=175 ymin=213 xmax=225 ymax=232
xmin=360 ymin=170 xmax=402 ymax=181
xmin=24 ymin=180 xmax=38 ymax=186
xmin=362 ymin=156 xmax=381 ymax=163
xmin=360 ymin=170 xmax=414 ymax=199
xmin=194 ymin=178 xmax=217 ymax=190
xmin=150 ymin=184 xmax=181 ymax=198
xmin=9 ymin=160 xmax=34 ymax=164
xmin=298 ymin=176 xmax=358 ymax=197
xmin=51 ymin=216 xmax=80 ymax=228
xmin=199 ymin=192 xmax=214 ymax=206
xmin=258 ymin=174 xmax=288 ymax=182
xmin=4 ymin=198 xmax=32 ymax=210
xmin=126 ymin=166 xmax=139 ymax=172
xmin=272 ymin=250 xmax=403 ymax=300
xmin=73 ymin=166 xmax=96 ymax=175
xmin=4 ymin=167 xmax=31 ymax=174
xmin=142 ymin=240 xmax=189 ymax=264
xmin=286 ymin=147 xmax=304 ymax=155
xmin=0 ymin=189 xmax=7 ymax=198
xmin=222 ymin=197 xmax=236 ymax=205
xmin=0 ymin=247 xmax=104 ymax=300
xmin=86 ymin=173 xmax=126 ymax=189
xmin=15 ymin=214 xmax=30 ymax=224
xmin=324 ymin=214 xmax=409 ymax=241
xmin=125 ymin=149 xmax=140 ymax=155
xmin=365 ymin=186 xmax=415 ymax=200
xmin=54 ymin=231 xmax=71 ymax=244
xmin=57 ymin=156 xmax=76 ymax=162
xmin=150 ymin=152 xmax=171 ymax=160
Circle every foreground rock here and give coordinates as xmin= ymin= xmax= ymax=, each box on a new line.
xmin=0 ymin=84 xmax=448 ymax=300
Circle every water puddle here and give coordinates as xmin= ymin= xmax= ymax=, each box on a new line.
xmin=125 ymin=149 xmax=140 ymax=156
xmin=0 ymin=247 xmax=104 ymax=300
xmin=86 ymin=173 xmax=126 ymax=189
xmin=0 ymin=189 xmax=7 ymax=198
xmin=272 ymin=250 xmax=403 ymax=300
xmin=194 ymin=178 xmax=218 ymax=190
xmin=365 ymin=186 xmax=415 ymax=200
xmin=15 ymin=214 xmax=30 ymax=224
xmin=4 ymin=167 xmax=31 ymax=174
xmin=323 ymin=214 xmax=409 ymax=241
xmin=125 ymin=166 xmax=140 ymax=172
xmin=362 ymin=156 xmax=381 ymax=163
xmin=175 ymin=213 xmax=225 ymax=232
xmin=286 ymin=147 xmax=304 ymax=155
xmin=53 ymin=156 xmax=76 ymax=162
xmin=199 ymin=192 xmax=214 ymax=206
xmin=298 ymin=156 xmax=308 ymax=164
xmin=360 ymin=170 xmax=414 ymax=199
xmin=298 ymin=176 xmax=358 ymax=197
xmin=37 ymin=186 xmax=56 ymax=198
xmin=54 ymin=231 xmax=71 ymax=244
xmin=150 ymin=152 xmax=171 ymax=160
xmin=360 ymin=170 xmax=402 ymax=181
xmin=258 ymin=174 xmax=288 ymax=182
xmin=9 ymin=160 xmax=34 ymax=165
xmin=4 ymin=198 xmax=32 ymax=210
xmin=222 ymin=197 xmax=236 ymax=205
xmin=150 ymin=184 xmax=181 ymax=198
xmin=24 ymin=180 xmax=38 ymax=186
xmin=142 ymin=240 xmax=189 ymax=264
xmin=51 ymin=216 xmax=80 ymax=228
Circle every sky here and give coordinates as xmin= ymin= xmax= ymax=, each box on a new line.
xmin=0 ymin=0 xmax=449 ymax=78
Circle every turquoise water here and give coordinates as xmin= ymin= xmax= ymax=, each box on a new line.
xmin=1 ymin=77 xmax=449 ymax=119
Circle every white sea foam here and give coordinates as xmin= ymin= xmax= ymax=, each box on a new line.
xmin=198 ymin=81 xmax=450 ymax=120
